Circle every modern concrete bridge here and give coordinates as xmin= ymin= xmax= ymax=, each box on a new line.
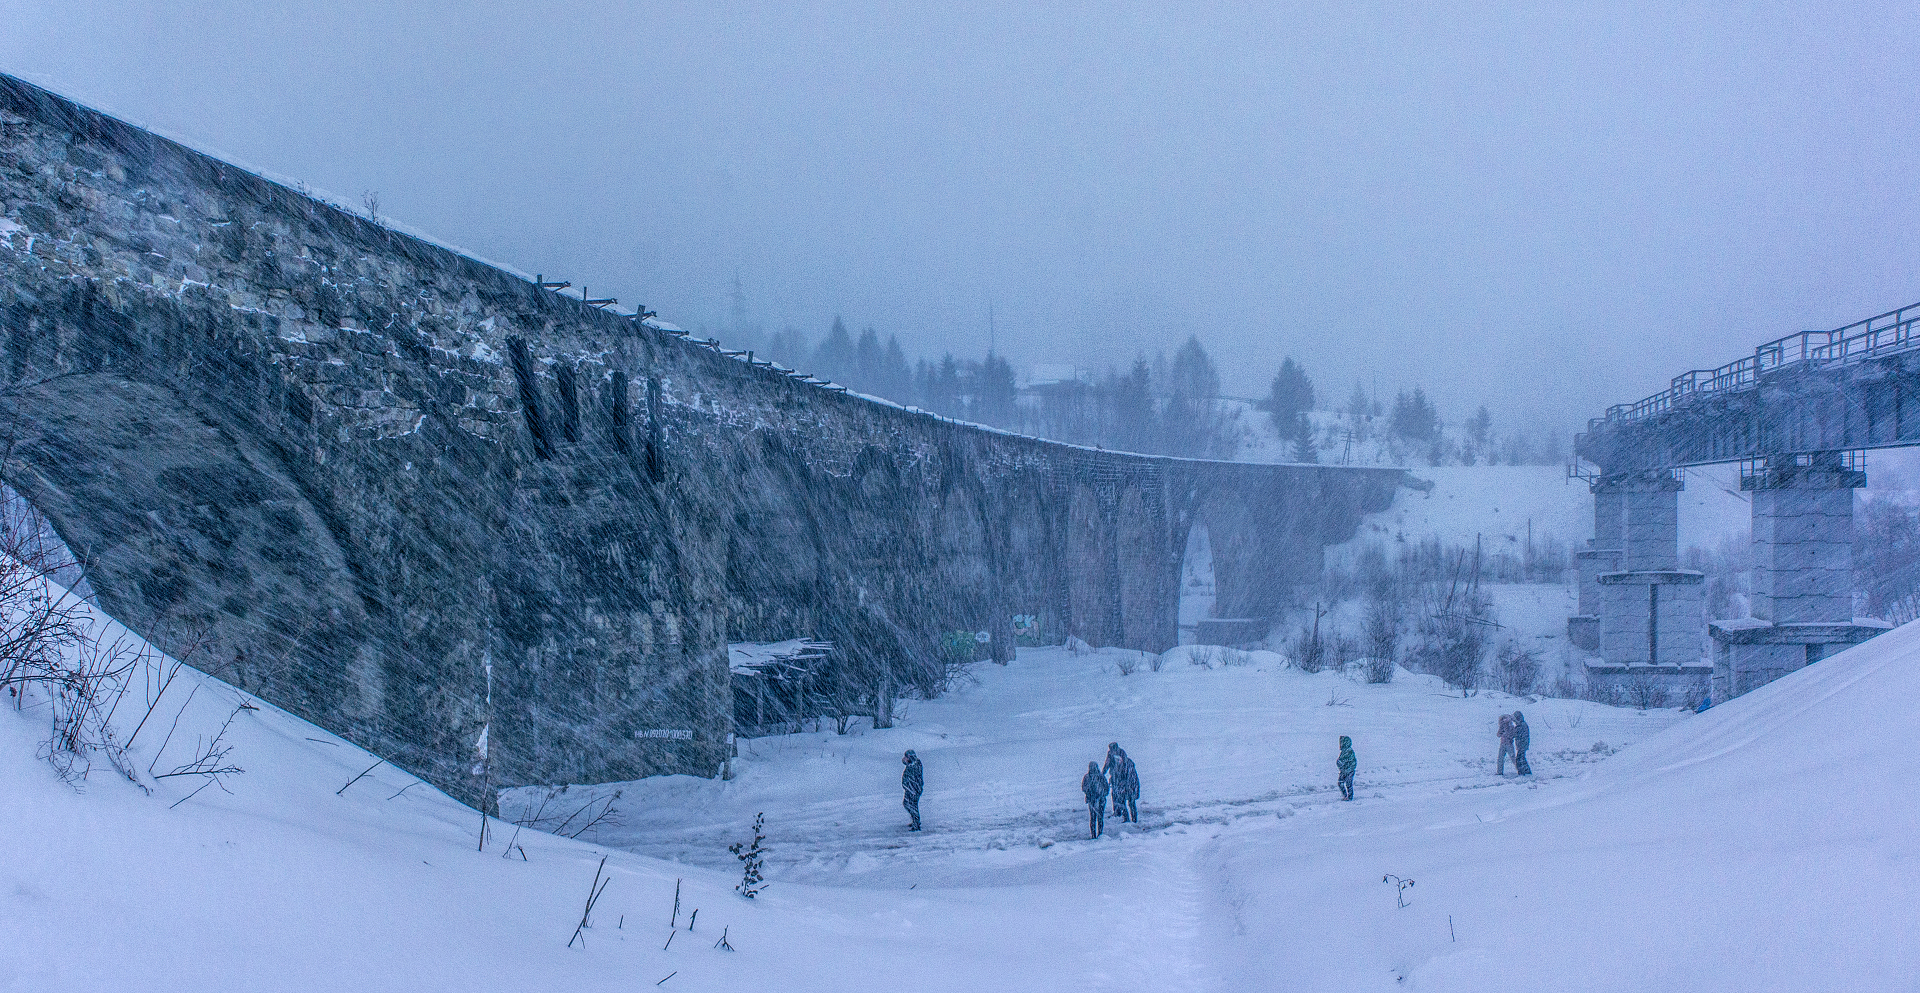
xmin=1572 ymin=302 xmax=1920 ymax=703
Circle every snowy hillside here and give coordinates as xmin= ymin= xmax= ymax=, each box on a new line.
xmin=7 ymin=595 xmax=1917 ymax=990
xmin=1330 ymin=464 xmax=1754 ymax=570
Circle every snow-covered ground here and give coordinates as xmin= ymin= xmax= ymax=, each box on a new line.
xmin=10 ymin=591 xmax=1919 ymax=990
xmin=574 ymin=645 xmax=1676 ymax=887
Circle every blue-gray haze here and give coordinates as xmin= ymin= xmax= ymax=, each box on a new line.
xmin=5 ymin=1 xmax=1918 ymax=431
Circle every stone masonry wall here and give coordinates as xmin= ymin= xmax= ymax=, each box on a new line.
xmin=0 ymin=75 xmax=1402 ymax=808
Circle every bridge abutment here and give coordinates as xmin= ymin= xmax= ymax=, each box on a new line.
xmin=1710 ymin=454 xmax=1889 ymax=701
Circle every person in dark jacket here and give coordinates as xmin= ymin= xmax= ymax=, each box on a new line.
xmin=1512 ymin=711 xmax=1532 ymax=776
xmin=1337 ymin=735 xmax=1357 ymax=800
xmin=1104 ymin=743 xmax=1140 ymax=823
xmin=1081 ymin=760 xmax=1109 ymax=838
xmin=1497 ymin=713 xmax=1516 ymax=776
xmin=901 ymin=750 xmax=923 ymax=831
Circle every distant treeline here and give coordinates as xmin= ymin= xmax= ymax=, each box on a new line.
xmin=711 ymin=306 xmax=1564 ymax=465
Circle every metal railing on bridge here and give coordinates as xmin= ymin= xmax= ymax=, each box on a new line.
xmin=1736 ymin=450 xmax=1867 ymax=487
xmin=1597 ymin=301 xmax=1920 ymax=428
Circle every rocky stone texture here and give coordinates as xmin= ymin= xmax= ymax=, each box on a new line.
xmin=0 ymin=75 xmax=1402 ymax=807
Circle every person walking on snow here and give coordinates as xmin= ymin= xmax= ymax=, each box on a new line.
xmin=1512 ymin=710 xmax=1532 ymax=776
xmin=1104 ymin=743 xmax=1139 ymax=824
xmin=1337 ymin=736 xmax=1357 ymax=801
xmin=1082 ymin=760 xmax=1110 ymax=838
xmin=1497 ymin=712 xmax=1517 ymax=776
xmin=901 ymin=750 xmax=924 ymax=831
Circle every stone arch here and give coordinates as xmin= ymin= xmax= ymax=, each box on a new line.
xmin=1176 ymin=517 xmax=1216 ymax=645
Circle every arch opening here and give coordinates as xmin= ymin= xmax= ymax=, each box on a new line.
xmin=1177 ymin=523 xmax=1215 ymax=645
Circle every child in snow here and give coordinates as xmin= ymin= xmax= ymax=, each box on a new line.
xmin=901 ymin=750 xmax=924 ymax=831
xmin=1497 ymin=713 xmax=1516 ymax=776
xmin=1337 ymin=736 xmax=1357 ymax=801
xmin=1082 ymin=761 xmax=1110 ymax=838
xmin=1512 ymin=711 xmax=1532 ymax=776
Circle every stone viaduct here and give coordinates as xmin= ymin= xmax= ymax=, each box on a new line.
xmin=1573 ymin=302 xmax=1920 ymax=703
xmin=0 ymin=75 xmax=1402 ymax=808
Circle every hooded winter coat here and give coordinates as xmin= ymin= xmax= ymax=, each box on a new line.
xmin=1105 ymin=746 xmax=1140 ymax=800
xmin=1513 ymin=712 xmax=1530 ymax=752
xmin=1337 ymin=736 xmax=1357 ymax=777
xmin=902 ymin=753 xmax=924 ymax=799
xmin=1082 ymin=763 xmax=1110 ymax=806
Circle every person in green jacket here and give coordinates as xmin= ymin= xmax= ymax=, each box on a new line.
xmin=1337 ymin=736 xmax=1357 ymax=801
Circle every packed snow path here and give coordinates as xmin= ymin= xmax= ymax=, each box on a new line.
xmin=550 ymin=646 xmax=1680 ymax=889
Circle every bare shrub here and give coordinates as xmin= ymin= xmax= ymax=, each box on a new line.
xmin=1494 ymin=641 xmax=1542 ymax=697
xmin=1188 ymin=646 xmax=1219 ymax=669
xmin=1584 ymin=679 xmax=1626 ymax=708
xmin=1115 ymin=653 xmax=1139 ymax=676
xmin=506 ymin=784 xmax=625 ymax=840
xmin=1219 ymin=648 xmax=1253 ymax=668
xmin=1359 ymin=576 xmax=1403 ymax=684
xmin=1409 ymin=610 xmax=1489 ymax=697
xmin=1624 ymin=671 xmax=1670 ymax=710
xmin=1148 ymin=652 xmax=1165 ymax=672
xmin=1329 ymin=633 xmax=1363 ymax=672
xmin=1547 ymin=675 xmax=1582 ymax=700
xmin=1290 ymin=626 xmax=1326 ymax=673
xmin=0 ymin=494 xmax=152 ymax=785
xmin=152 ymin=701 xmax=250 ymax=805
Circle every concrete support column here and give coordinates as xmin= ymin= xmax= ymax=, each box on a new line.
xmin=1749 ymin=453 xmax=1860 ymax=624
xmin=1597 ymin=570 xmax=1706 ymax=664
xmin=1569 ymin=482 xmax=1627 ymax=649
xmin=1711 ymin=452 xmax=1887 ymax=701
xmin=1621 ymin=474 xmax=1681 ymax=571
xmin=1587 ymin=470 xmax=1710 ymax=704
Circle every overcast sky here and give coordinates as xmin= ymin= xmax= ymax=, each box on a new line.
xmin=6 ymin=2 xmax=1920 ymax=430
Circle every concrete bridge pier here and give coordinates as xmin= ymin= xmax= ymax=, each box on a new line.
xmin=1567 ymin=482 xmax=1625 ymax=650
xmin=1709 ymin=453 xmax=1889 ymax=701
xmin=1589 ymin=471 xmax=1711 ymax=703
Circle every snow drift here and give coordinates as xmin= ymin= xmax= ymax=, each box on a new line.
xmin=2 ymin=600 xmax=1915 ymax=990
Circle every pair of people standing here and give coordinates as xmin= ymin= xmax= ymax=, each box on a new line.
xmin=1497 ymin=711 xmax=1531 ymax=776
xmin=1081 ymin=742 xmax=1140 ymax=838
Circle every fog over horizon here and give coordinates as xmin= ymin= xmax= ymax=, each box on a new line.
xmin=7 ymin=2 xmax=1920 ymax=434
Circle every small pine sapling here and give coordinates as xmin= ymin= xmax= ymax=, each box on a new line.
xmin=729 ymin=812 xmax=769 ymax=898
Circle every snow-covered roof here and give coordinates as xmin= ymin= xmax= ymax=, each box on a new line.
xmin=1024 ymin=363 xmax=1088 ymax=389
xmin=728 ymin=639 xmax=835 ymax=676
